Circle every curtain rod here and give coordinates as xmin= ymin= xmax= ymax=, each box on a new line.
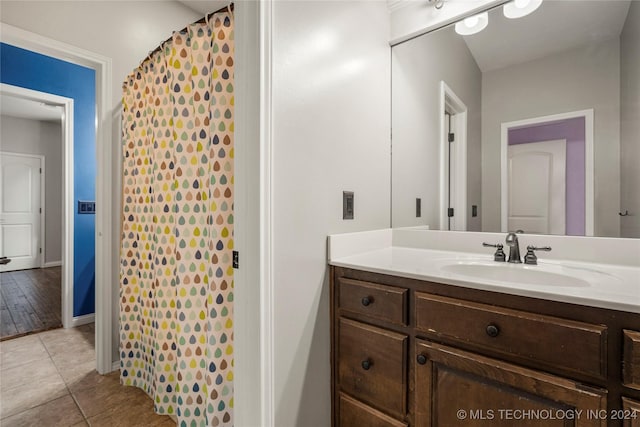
xmin=146 ymin=2 xmax=234 ymax=61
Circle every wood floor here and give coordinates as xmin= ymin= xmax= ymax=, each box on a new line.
xmin=0 ymin=267 xmax=62 ymax=341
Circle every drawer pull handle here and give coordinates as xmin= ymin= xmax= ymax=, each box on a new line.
xmin=416 ymin=354 xmax=427 ymax=365
xmin=361 ymin=296 xmax=373 ymax=307
xmin=486 ymin=323 xmax=500 ymax=338
xmin=361 ymin=359 xmax=372 ymax=370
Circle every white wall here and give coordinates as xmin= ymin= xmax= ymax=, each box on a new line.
xmin=620 ymin=1 xmax=640 ymax=238
xmin=481 ymin=38 xmax=621 ymax=237
xmin=392 ymin=25 xmax=482 ymax=230
xmin=0 ymin=0 xmax=202 ymax=364
xmin=1 ymin=115 xmax=62 ymax=265
xmin=271 ymin=1 xmax=391 ymax=425
xmin=0 ymin=1 xmax=202 ymax=107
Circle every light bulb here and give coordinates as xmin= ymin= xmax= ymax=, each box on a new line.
xmin=464 ymin=16 xmax=479 ymax=28
xmin=504 ymin=0 xmax=542 ymax=19
xmin=455 ymin=12 xmax=488 ymax=35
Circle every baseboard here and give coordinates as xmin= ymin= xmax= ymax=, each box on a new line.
xmin=111 ymin=360 xmax=120 ymax=372
xmin=43 ymin=261 xmax=62 ymax=268
xmin=70 ymin=313 xmax=95 ymax=327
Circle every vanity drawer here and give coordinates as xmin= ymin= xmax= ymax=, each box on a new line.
xmin=624 ymin=330 xmax=640 ymax=390
xmin=339 ymin=393 xmax=407 ymax=427
xmin=339 ymin=278 xmax=407 ymax=325
xmin=415 ymin=293 xmax=607 ymax=378
xmin=339 ymin=318 xmax=407 ymax=417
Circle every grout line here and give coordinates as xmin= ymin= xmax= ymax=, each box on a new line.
xmin=39 ymin=334 xmax=91 ymax=425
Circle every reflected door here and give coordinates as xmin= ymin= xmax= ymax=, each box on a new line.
xmin=507 ymin=140 xmax=566 ymax=234
xmin=0 ymin=153 xmax=42 ymax=271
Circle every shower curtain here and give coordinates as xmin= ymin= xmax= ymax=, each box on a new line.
xmin=119 ymin=9 xmax=234 ymax=427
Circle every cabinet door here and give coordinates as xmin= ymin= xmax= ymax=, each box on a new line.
xmin=622 ymin=398 xmax=640 ymax=427
xmin=415 ymin=340 xmax=607 ymax=427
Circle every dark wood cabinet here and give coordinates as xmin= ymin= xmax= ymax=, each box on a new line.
xmin=331 ymin=266 xmax=640 ymax=427
xmin=415 ymin=340 xmax=606 ymax=427
xmin=338 ymin=318 xmax=407 ymax=417
xmin=624 ymin=330 xmax=640 ymax=391
xmin=622 ymin=398 xmax=640 ymax=427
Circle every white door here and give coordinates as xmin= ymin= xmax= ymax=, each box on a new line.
xmin=0 ymin=153 xmax=42 ymax=271
xmin=508 ymin=139 xmax=566 ymax=235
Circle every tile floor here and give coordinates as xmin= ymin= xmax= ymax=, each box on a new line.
xmin=0 ymin=324 xmax=175 ymax=426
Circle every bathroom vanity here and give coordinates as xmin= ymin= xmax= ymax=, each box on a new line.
xmin=329 ymin=230 xmax=640 ymax=427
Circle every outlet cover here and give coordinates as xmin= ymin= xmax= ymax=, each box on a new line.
xmin=343 ymin=191 xmax=354 ymax=220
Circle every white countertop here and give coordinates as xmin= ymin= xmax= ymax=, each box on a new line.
xmin=328 ymin=229 xmax=640 ymax=314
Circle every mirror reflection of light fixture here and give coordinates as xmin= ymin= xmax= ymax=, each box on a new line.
xmin=503 ymin=0 xmax=543 ymax=19
xmin=455 ymin=12 xmax=489 ymax=35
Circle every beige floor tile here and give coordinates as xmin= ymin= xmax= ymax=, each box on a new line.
xmin=71 ymin=376 xmax=142 ymax=418
xmin=87 ymin=390 xmax=175 ymax=427
xmin=67 ymin=369 xmax=119 ymax=394
xmin=0 ymin=394 xmax=84 ymax=427
xmin=0 ymin=335 xmax=49 ymax=370
xmin=40 ymin=327 xmax=95 ymax=361
xmin=1 ymin=357 xmax=61 ymax=393
xmin=50 ymin=348 xmax=96 ymax=373
xmin=58 ymin=359 xmax=99 ymax=386
xmin=0 ymin=365 xmax=68 ymax=419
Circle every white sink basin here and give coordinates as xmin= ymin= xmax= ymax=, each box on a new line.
xmin=441 ymin=262 xmax=591 ymax=288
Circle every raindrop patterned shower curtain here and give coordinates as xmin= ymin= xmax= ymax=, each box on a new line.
xmin=119 ymin=10 xmax=234 ymax=427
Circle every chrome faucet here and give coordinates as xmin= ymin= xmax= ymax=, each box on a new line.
xmin=505 ymin=231 xmax=523 ymax=263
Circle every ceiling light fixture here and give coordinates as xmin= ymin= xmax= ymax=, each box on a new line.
xmin=503 ymin=0 xmax=543 ymax=19
xmin=455 ymin=12 xmax=489 ymax=35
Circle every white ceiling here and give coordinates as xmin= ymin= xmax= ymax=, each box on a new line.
xmin=176 ymin=0 xmax=229 ymax=16
xmin=1 ymin=94 xmax=63 ymax=122
xmin=462 ymin=0 xmax=632 ymax=72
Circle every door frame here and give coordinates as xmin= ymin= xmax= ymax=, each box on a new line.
xmin=0 ymin=151 xmax=45 ymax=271
xmin=439 ymin=81 xmax=467 ymax=231
xmin=500 ymin=109 xmax=594 ymax=235
xmin=1 ymin=84 xmax=74 ymax=329
xmin=1 ymin=23 xmax=114 ymax=374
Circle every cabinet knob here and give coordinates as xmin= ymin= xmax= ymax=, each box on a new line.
xmin=416 ymin=354 xmax=427 ymax=365
xmin=486 ymin=323 xmax=500 ymax=338
xmin=361 ymin=296 xmax=373 ymax=307
xmin=361 ymin=359 xmax=372 ymax=370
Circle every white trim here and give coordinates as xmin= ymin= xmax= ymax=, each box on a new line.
xmin=0 ymin=85 xmax=74 ymax=329
xmin=40 ymin=156 xmax=46 ymax=269
xmin=439 ymin=81 xmax=468 ymax=232
xmin=260 ymin=1 xmax=275 ymax=425
xmin=43 ymin=261 xmax=63 ymax=268
xmin=1 ymin=23 xmax=114 ymax=375
xmin=500 ymin=109 xmax=595 ymax=236
xmin=70 ymin=313 xmax=95 ymax=327
xmin=111 ymin=360 xmax=120 ymax=372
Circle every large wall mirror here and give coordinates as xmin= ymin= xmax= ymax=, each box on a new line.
xmin=391 ymin=0 xmax=639 ymax=238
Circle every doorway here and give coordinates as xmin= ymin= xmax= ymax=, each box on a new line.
xmin=500 ymin=109 xmax=594 ymax=236
xmin=1 ymin=27 xmax=114 ymax=373
xmin=440 ymin=81 xmax=468 ymax=231
xmin=0 ymin=85 xmax=73 ymax=339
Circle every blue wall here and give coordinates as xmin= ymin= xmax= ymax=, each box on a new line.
xmin=1 ymin=43 xmax=96 ymax=317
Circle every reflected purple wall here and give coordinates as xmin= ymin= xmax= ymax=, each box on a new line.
xmin=508 ymin=117 xmax=585 ymax=236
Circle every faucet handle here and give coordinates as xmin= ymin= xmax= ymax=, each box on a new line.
xmin=527 ymin=245 xmax=551 ymax=252
xmin=524 ymin=245 xmax=552 ymax=265
xmin=483 ymin=243 xmax=506 ymax=262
